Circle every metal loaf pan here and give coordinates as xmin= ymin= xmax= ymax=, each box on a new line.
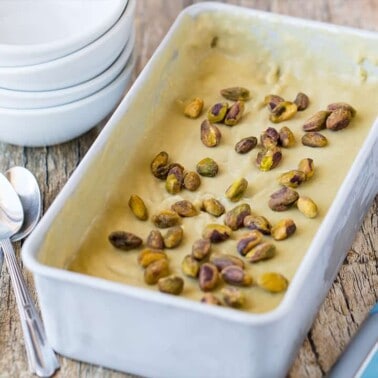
xmin=22 ymin=3 xmax=378 ymax=377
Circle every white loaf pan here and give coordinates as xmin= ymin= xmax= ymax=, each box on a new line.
xmin=22 ymin=3 xmax=378 ymax=377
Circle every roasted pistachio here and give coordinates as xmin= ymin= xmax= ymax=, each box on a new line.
xmin=201 ymin=293 xmax=222 ymax=305
xmin=327 ymin=102 xmax=356 ymax=117
xmin=269 ymin=101 xmax=297 ymax=123
xmin=221 ymin=87 xmax=250 ymax=101
xmin=201 ymin=119 xmax=222 ymax=147
xmin=271 ymin=219 xmax=296 ymax=241
xmin=144 ymin=259 xmax=170 ymax=285
xmin=302 ymin=110 xmax=330 ymax=131
xmin=158 ymin=275 xmax=184 ymax=295
xmin=196 ymin=157 xmax=219 ymax=177
xmin=199 ymin=263 xmax=220 ymax=291
xmin=278 ymin=170 xmax=306 ymax=188
xmin=326 ymin=108 xmax=352 ymax=131
xmin=243 ymin=215 xmax=272 ymax=235
xmin=138 ymin=249 xmax=167 ymax=268
xmin=298 ymin=158 xmax=315 ymax=180
xmin=152 ymin=210 xmax=180 ymax=228
xmin=181 ymin=255 xmax=200 ymax=278
xmin=163 ymin=226 xmax=184 ymax=248
xmin=293 ymin=92 xmax=310 ymax=111
xmin=207 ymin=102 xmax=228 ymax=123
xmin=108 ymin=231 xmax=143 ymax=251
xmin=171 ymin=200 xmax=198 ymax=217
xmin=264 ymin=94 xmax=285 ymax=111
xmin=202 ymin=224 xmax=232 ymax=243
xmin=224 ymin=203 xmax=251 ymax=231
xmin=279 ymin=126 xmax=296 ymax=148
xmin=221 ymin=265 xmax=253 ymax=286
xmin=237 ymin=230 xmax=264 ymax=256
xmin=191 ymin=238 xmax=212 ymax=261
xmin=301 ymin=132 xmax=328 ymax=147
xmin=184 ymin=97 xmax=204 ymax=119
xmin=297 ymin=196 xmax=318 ymax=218
xmin=225 ymin=177 xmax=248 ymax=202
xmin=202 ymin=197 xmax=225 ymax=217
xmin=222 ymin=287 xmax=245 ymax=308
xmin=210 ymin=253 xmax=245 ymax=271
xmin=256 ymin=146 xmax=282 ymax=171
xmin=268 ymin=187 xmax=299 ymax=211
xmin=165 ymin=165 xmax=184 ymax=194
xmin=257 ymin=272 xmax=288 ymax=293
xmin=128 ymin=194 xmax=148 ymax=221
xmin=146 ymin=229 xmax=164 ymax=250
xmin=245 ymin=242 xmax=275 ymax=263
xmin=234 ymin=136 xmax=258 ymax=154
xmin=150 ymin=151 xmax=169 ymax=179
xmin=183 ymin=171 xmax=201 ymax=191
xmin=224 ymin=100 xmax=245 ymax=126
xmin=260 ymin=127 xmax=280 ymax=148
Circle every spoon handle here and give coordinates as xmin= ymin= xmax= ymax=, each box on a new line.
xmin=1 ymin=239 xmax=60 ymax=377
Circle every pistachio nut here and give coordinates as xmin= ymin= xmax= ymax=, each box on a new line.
xmin=301 ymin=132 xmax=328 ymax=147
xmin=183 ymin=171 xmax=201 ymax=191
xmin=245 ymin=242 xmax=275 ymax=263
xmin=165 ymin=165 xmax=184 ymax=194
xmin=271 ymin=219 xmax=296 ymax=240
xmin=171 ymin=200 xmax=198 ymax=217
xmin=221 ymin=87 xmax=250 ymax=101
xmin=234 ymin=136 xmax=258 ymax=154
xmin=199 ymin=263 xmax=220 ymax=291
xmin=201 ymin=119 xmax=222 ymax=147
xmin=269 ymin=101 xmax=297 ymax=123
xmin=137 ymin=248 xmax=167 ymax=268
xmin=268 ymin=187 xmax=299 ymax=211
xmin=192 ymin=238 xmax=212 ymax=261
xmin=243 ymin=215 xmax=272 ymax=235
xmin=302 ymin=110 xmax=330 ymax=131
xmin=327 ymin=102 xmax=356 ymax=117
xmin=146 ymin=229 xmax=164 ymax=250
xmin=152 ymin=210 xmax=180 ymax=228
xmin=222 ymin=287 xmax=245 ymax=308
xmin=207 ymin=102 xmax=228 ymax=123
xmin=260 ymin=127 xmax=280 ymax=148
xmin=202 ymin=197 xmax=225 ymax=217
xmin=181 ymin=255 xmax=200 ymax=278
xmin=150 ymin=151 xmax=169 ymax=179
xmin=224 ymin=203 xmax=251 ymax=230
xmin=278 ymin=170 xmax=306 ymax=188
xmin=221 ymin=265 xmax=253 ymax=286
xmin=257 ymin=272 xmax=288 ymax=293
xmin=237 ymin=230 xmax=264 ymax=256
xmin=128 ymin=194 xmax=148 ymax=221
xmin=196 ymin=157 xmax=219 ymax=177
xmin=297 ymin=196 xmax=318 ymax=218
xmin=298 ymin=158 xmax=315 ymax=180
xmin=209 ymin=253 xmax=245 ymax=271
xmin=225 ymin=177 xmax=248 ymax=202
xmin=108 ymin=231 xmax=143 ymax=251
xmin=326 ymin=108 xmax=352 ymax=131
xmin=256 ymin=146 xmax=282 ymax=171
xmin=144 ymin=259 xmax=170 ymax=285
xmin=158 ymin=275 xmax=184 ymax=295
xmin=202 ymin=224 xmax=232 ymax=243
xmin=224 ymin=100 xmax=245 ymax=126
xmin=264 ymin=94 xmax=285 ymax=112
xmin=293 ymin=92 xmax=310 ymax=111
xmin=201 ymin=293 xmax=222 ymax=305
xmin=184 ymin=97 xmax=204 ymax=119
xmin=163 ymin=226 xmax=184 ymax=248
xmin=279 ymin=126 xmax=296 ymax=148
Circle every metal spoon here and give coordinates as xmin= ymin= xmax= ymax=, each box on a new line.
xmin=1 ymin=167 xmax=60 ymax=377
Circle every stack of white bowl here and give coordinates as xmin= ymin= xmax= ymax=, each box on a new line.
xmin=0 ymin=0 xmax=135 ymax=147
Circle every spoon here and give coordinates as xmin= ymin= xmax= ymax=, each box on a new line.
xmin=1 ymin=167 xmax=60 ymax=377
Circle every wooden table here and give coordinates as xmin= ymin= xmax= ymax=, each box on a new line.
xmin=0 ymin=1 xmax=377 ymax=377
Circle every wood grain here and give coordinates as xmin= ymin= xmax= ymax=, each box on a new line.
xmin=0 ymin=1 xmax=377 ymax=377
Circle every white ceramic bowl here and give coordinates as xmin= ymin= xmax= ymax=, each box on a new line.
xmin=0 ymin=52 xmax=135 ymax=146
xmin=0 ymin=0 xmax=128 ymax=67
xmin=0 ymin=29 xmax=135 ymax=110
xmin=0 ymin=0 xmax=135 ymax=91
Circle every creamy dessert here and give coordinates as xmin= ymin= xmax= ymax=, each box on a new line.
xmin=64 ymin=12 xmax=377 ymax=313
